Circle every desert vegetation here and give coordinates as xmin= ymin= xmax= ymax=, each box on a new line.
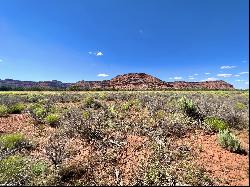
xmin=0 ymin=90 xmax=249 ymax=186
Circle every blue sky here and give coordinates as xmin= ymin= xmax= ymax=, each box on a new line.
xmin=0 ymin=0 xmax=249 ymax=88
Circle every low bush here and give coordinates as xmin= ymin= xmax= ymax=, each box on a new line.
xmin=32 ymin=160 xmax=48 ymax=176
xmin=122 ymin=99 xmax=141 ymax=111
xmin=45 ymin=114 xmax=60 ymax=126
xmin=0 ymin=104 xmax=8 ymax=117
xmin=8 ymin=103 xmax=25 ymax=114
xmin=178 ymin=97 xmax=200 ymax=119
xmin=83 ymin=96 xmax=102 ymax=109
xmin=204 ymin=116 xmax=228 ymax=132
xmin=144 ymin=162 xmax=172 ymax=185
xmin=235 ymin=102 xmax=246 ymax=110
xmin=0 ymin=155 xmax=31 ymax=185
xmin=218 ymin=129 xmax=242 ymax=153
xmin=33 ymin=105 xmax=47 ymax=119
xmin=0 ymin=133 xmax=25 ymax=150
xmin=82 ymin=111 xmax=90 ymax=120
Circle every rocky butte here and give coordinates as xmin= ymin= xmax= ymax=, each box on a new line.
xmin=0 ymin=73 xmax=234 ymax=90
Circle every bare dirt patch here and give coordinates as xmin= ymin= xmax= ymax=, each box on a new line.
xmin=178 ymin=130 xmax=249 ymax=186
xmin=117 ymin=135 xmax=152 ymax=185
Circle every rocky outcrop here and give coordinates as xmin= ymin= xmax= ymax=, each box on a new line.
xmin=0 ymin=73 xmax=234 ymax=90
xmin=110 ymin=73 xmax=173 ymax=90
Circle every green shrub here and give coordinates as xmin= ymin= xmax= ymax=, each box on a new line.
xmin=0 ymin=105 xmax=8 ymax=117
xmin=0 ymin=133 xmax=25 ymax=150
xmin=82 ymin=111 xmax=90 ymax=120
xmin=0 ymin=155 xmax=31 ymax=185
xmin=33 ymin=105 xmax=47 ymax=119
xmin=204 ymin=116 xmax=228 ymax=132
xmin=122 ymin=99 xmax=140 ymax=111
xmin=45 ymin=114 xmax=60 ymax=126
xmin=235 ymin=102 xmax=246 ymax=110
xmin=144 ymin=162 xmax=170 ymax=185
xmin=218 ymin=129 xmax=242 ymax=153
xmin=32 ymin=160 xmax=48 ymax=176
xmin=108 ymin=105 xmax=119 ymax=117
xmin=178 ymin=97 xmax=197 ymax=118
xmin=83 ymin=96 xmax=94 ymax=107
xmin=8 ymin=103 xmax=25 ymax=114
xmin=83 ymin=96 xmax=102 ymax=109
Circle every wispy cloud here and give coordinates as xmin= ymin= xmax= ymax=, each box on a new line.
xmin=202 ymin=77 xmax=217 ymax=81
xmin=205 ymin=72 xmax=211 ymax=75
xmin=169 ymin=77 xmax=173 ymax=80
xmin=174 ymin=77 xmax=182 ymax=80
xmin=245 ymin=82 xmax=249 ymax=85
xmin=188 ymin=77 xmax=195 ymax=80
xmin=238 ymin=72 xmax=249 ymax=75
xmin=97 ymin=73 xmax=109 ymax=77
xmin=193 ymin=74 xmax=199 ymax=76
xmin=234 ymin=74 xmax=240 ymax=77
xmin=220 ymin=65 xmax=236 ymax=69
xmin=235 ymin=79 xmax=245 ymax=82
xmin=217 ymin=73 xmax=232 ymax=78
xmin=0 ymin=59 xmax=3 ymax=63
xmin=88 ymin=51 xmax=103 ymax=56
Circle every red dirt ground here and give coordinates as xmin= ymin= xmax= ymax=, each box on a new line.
xmin=0 ymin=114 xmax=249 ymax=186
xmin=177 ymin=130 xmax=249 ymax=186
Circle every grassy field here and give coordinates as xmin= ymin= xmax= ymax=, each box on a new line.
xmin=0 ymin=90 xmax=249 ymax=186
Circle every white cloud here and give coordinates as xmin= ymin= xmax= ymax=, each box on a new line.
xmin=193 ymin=74 xmax=199 ymax=76
xmin=220 ymin=65 xmax=236 ymax=69
xmin=169 ymin=77 xmax=173 ymax=80
xmin=217 ymin=73 xmax=232 ymax=78
xmin=202 ymin=77 xmax=217 ymax=81
xmin=97 ymin=73 xmax=109 ymax=77
xmin=96 ymin=51 xmax=103 ymax=56
xmin=0 ymin=59 xmax=3 ymax=63
xmin=88 ymin=51 xmax=103 ymax=56
xmin=188 ymin=75 xmax=194 ymax=78
xmin=188 ymin=77 xmax=195 ymax=80
xmin=234 ymin=74 xmax=240 ymax=77
xmin=239 ymin=72 xmax=249 ymax=75
xmin=205 ymin=72 xmax=211 ymax=75
xmin=235 ymin=79 xmax=245 ymax=82
xmin=174 ymin=77 xmax=182 ymax=80
xmin=245 ymin=81 xmax=249 ymax=85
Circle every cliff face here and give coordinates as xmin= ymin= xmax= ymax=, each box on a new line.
xmin=0 ymin=79 xmax=72 ymax=89
xmin=0 ymin=73 xmax=234 ymax=90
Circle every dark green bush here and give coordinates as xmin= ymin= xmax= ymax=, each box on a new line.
xmin=178 ymin=97 xmax=200 ymax=119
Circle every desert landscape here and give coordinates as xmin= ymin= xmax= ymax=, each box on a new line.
xmin=0 ymin=0 xmax=248 ymax=186
xmin=0 ymin=84 xmax=248 ymax=185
